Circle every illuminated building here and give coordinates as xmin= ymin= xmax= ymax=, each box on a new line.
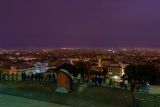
xmin=10 ymin=66 xmax=17 ymax=74
xmin=35 ymin=62 xmax=48 ymax=73
xmin=108 ymin=64 xmax=123 ymax=78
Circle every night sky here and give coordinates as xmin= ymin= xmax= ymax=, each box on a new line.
xmin=0 ymin=0 xmax=160 ymax=48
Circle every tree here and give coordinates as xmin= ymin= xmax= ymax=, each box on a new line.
xmin=124 ymin=64 xmax=157 ymax=84
xmin=56 ymin=63 xmax=78 ymax=76
xmin=47 ymin=68 xmax=56 ymax=73
xmin=75 ymin=61 xmax=91 ymax=75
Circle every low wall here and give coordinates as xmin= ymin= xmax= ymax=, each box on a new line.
xmin=134 ymin=92 xmax=160 ymax=107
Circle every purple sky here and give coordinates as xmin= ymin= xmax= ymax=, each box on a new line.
xmin=0 ymin=0 xmax=160 ymax=48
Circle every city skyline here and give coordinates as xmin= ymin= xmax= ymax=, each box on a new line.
xmin=1 ymin=0 xmax=160 ymax=48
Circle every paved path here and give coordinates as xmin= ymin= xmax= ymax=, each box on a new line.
xmin=150 ymin=85 xmax=160 ymax=94
xmin=0 ymin=94 xmax=71 ymax=107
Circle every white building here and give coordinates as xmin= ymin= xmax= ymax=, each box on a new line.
xmin=34 ymin=62 xmax=48 ymax=73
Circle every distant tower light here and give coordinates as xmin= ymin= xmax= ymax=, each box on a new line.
xmin=98 ymin=57 xmax=102 ymax=67
xmin=121 ymin=68 xmax=125 ymax=76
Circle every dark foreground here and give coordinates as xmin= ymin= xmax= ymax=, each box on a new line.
xmin=0 ymin=93 xmax=70 ymax=107
xmin=0 ymin=81 xmax=133 ymax=107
